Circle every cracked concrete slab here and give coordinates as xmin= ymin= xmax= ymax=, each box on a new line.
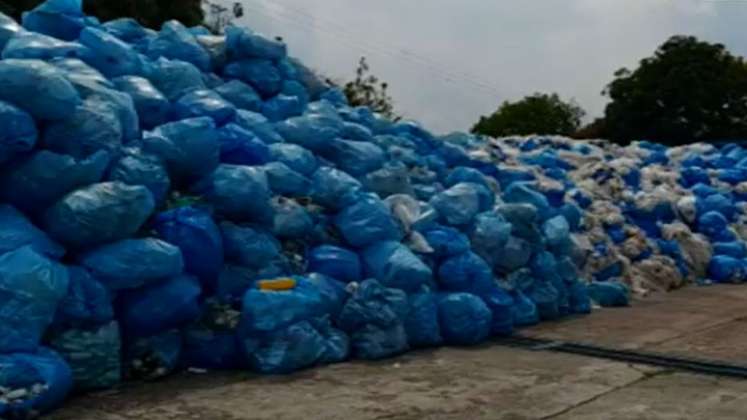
xmin=49 ymin=347 xmax=655 ymax=420
xmin=552 ymin=371 xmax=747 ymax=420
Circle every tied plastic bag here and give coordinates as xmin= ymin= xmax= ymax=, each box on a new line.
xmin=217 ymin=123 xmax=270 ymax=166
xmin=0 ymin=12 xmax=22 ymax=51
xmin=233 ymin=110 xmax=285 ymax=144
xmin=48 ymin=322 xmax=121 ymax=391
xmin=264 ymin=162 xmax=311 ymax=196
xmin=438 ymin=251 xmax=495 ymax=293
xmin=261 ymin=94 xmax=304 ymax=122
xmin=239 ymin=278 xmax=324 ymax=334
xmin=0 ymin=59 xmax=81 ymax=120
xmin=271 ymin=197 xmax=314 ymax=239
xmin=0 ymin=100 xmax=37 ymax=164
xmin=2 ymin=32 xmax=91 ymax=61
xmin=423 ymin=226 xmax=471 ymax=259
xmin=334 ymin=193 xmax=402 ymax=248
xmin=53 ymin=266 xmax=113 ymax=329
xmin=0 ymin=205 xmax=65 ymax=259
xmin=173 ymin=89 xmax=237 ymax=124
xmin=42 ymin=97 xmax=124 ymax=159
xmin=708 ymin=255 xmax=746 ymax=283
xmin=44 ymin=182 xmax=155 ymax=248
xmin=223 ymin=59 xmax=282 ymax=97
xmin=404 ymin=292 xmax=442 ymax=348
xmin=145 ymin=57 xmax=206 ymax=101
xmin=275 ymin=113 xmax=344 ymax=152
xmin=0 ymin=348 xmax=73 ymax=417
xmin=308 ymin=245 xmax=362 ymax=283
xmin=144 ymin=117 xmax=220 ymax=184
xmin=511 ymin=290 xmax=539 ymax=327
xmin=80 ymin=238 xmax=184 ymax=291
xmin=112 ymin=76 xmax=170 ymax=129
xmin=0 ymin=247 xmax=69 ymax=353
xmin=78 ymin=27 xmax=140 ymax=77
xmin=337 ymin=280 xmax=409 ymax=360
xmin=362 ymin=241 xmax=433 ymax=292
xmin=323 ymin=139 xmax=385 ymax=176
xmin=0 ymin=150 xmax=109 ymax=215
xmin=221 ymin=222 xmax=282 ymax=269
xmin=437 ymin=293 xmax=492 ymax=345
xmin=469 ymin=212 xmax=512 ymax=265
xmin=310 ymin=167 xmax=362 ymax=210
xmin=587 ymin=281 xmax=630 ymax=307
xmin=154 ymin=207 xmax=224 ymax=290
xmin=429 ymin=183 xmax=484 ymax=226
xmin=240 ymin=319 xmax=327 ymax=374
xmin=147 ymin=20 xmax=211 ymax=71
xmin=120 ymin=275 xmax=202 ymax=338
xmin=193 ymin=164 xmax=273 ymax=223
xmin=107 ymin=147 xmax=171 ymax=204
xmin=226 ymin=26 xmax=287 ymax=60
xmin=478 ymin=286 xmax=514 ymax=336
xmin=215 ymin=79 xmax=262 ymax=112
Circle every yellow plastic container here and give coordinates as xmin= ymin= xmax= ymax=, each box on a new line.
xmin=257 ymin=278 xmax=297 ymax=291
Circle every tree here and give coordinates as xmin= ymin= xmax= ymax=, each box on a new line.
xmin=342 ymin=56 xmax=398 ymax=120
xmin=603 ymin=35 xmax=747 ymax=146
xmin=471 ymin=93 xmax=584 ymax=138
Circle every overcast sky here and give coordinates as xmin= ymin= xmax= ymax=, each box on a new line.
xmin=230 ymin=0 xmax=747 ymax=134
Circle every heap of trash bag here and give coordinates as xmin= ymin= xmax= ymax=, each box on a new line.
xmin=0 ymin=0 xmax=744 ymax=415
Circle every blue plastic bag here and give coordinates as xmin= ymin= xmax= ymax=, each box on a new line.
xmin=362 ymin=241 xmax=433 ymax=292
xmin=145 ymin=57 xmax=206 ymax=100
xmin=697 ymin=211 xmax=729 ymax=239
xmin=0 ymin=150 xmax=109 ymax=215
xmin=120 ymin=275 xmax=202 ymax=337
xmin=261 ymin=94 xmax=304 ymax=122
xmin=437 ymin=251 xmax=495 ymax=294
xmin=173 ymin=89 xmax=237 ymax=124
xmin=44 ymin=182 xmax=155 ymax=248
xmin=239 ymin=279 xmax=324 ymax=334
xmin=80 ymin=238 xmax=184 ymax=291
xmin=144 ymin=117 xmax=220 ymax=184
xmin=112 ymin=76 xmax=170 ymax=129
xmin=335 ymin=194 xmax=402 ymax=248
xmin=0 ymin=247 xmax=69 ymax=353
xmin=423 ymin=226 xmax=471 ymax=259
xmin=708 ymin=255 xmax=746 ymax=283
xmin=233 ymin=110 xmax=285 ymax=144
xmin=308 ymin=245 xmax=362 ymax=283
xmin=181 ymin=326 xmax=245 ymax=370
xmin=503 ymin=182 xmax=552 ymax=221
xmin=107 ymin=147 xmax=170 ymax=204
xmin=78 ymin=27 xmax=140 ymax=77
xmin=2 ymin=32 xmax=91 ymax=61
xmin=494 ymin=236 xmax=533 ymax=274
xmin=226 ymin=26 xmax=287 ymax=60
xmin=0 ymin=59 xmax=81 ymax=120
xmin=193 ymin=164 xmax=273 ymax=223
xmin=306 ymin=273 xmax=349 ymax=319
xmin=568 ymin=281 xmax=592 ymax=314
xmin=364 ymin=163 xmax=414 ymax=197
xmin=223 ymin=58 xmax=282 ymax=97
xmin=240 ymin=320 xmax=327 ymax=374
xmin=215 ymin=79 xmax=262 ymax=112
xmin=217 ymin=123 xmax=270 ymax=165
xmin=310 ymin=167 xmax=362 ymax=210
xmin=42 ymin=98 xmax=123 ymax=159
xmin=312 ymin=316 xmax=350 ymax=364
xmin=0 ymin=205 xmax=65 ymax=259
xmin=48 ymin=322 xmax=121 ymax=391
xmin=477 ymin=286 xmax=514 ymax=336
xmin=271 ymin=197 xmax=314 ymax=239
xmin=0 ymin=348 xmax=73 ymax=417
xmin=713 ymin=242 xmax=747 ymax=259
xmin=429 ymin=183 xmax=483 ymax=226
xmin=437 ymin=293 xmax=492 ymax=346
xmin=0 ymin=100 xmax=37 ymax=164
xmin=275 ymin=113 xmax=344 ymax=152
xmin=53 ymin=266 xmax=113 ymax=329
xmin=404 ymin=292 xmax=442 ymax=347
xmin=147 ymin=20 xmax=211 ymax=71
xmin=469 ymin=212 xmax=512 ymax=265
xmin=587 ymin=281 xmax=630 ymax=307
xmin=221 ymin=222 xmax=282 ymax=269
xmin=102 ymin=18 xmax=155 ymax=43
xmin=337 ymin=279 xmax=408 ymax=332
xmin=511 ymin=290 xmax=539 ymax=327
xmin=349 ymin=323 xmax=409 ymax=360
xmin=0 ymin=12 xmax=22 ymax=51
xmin=264 ymin=162 xmax=312 ymax=196
xmin=154 ymin=207 xmax=224 ymax=290
xmin=323 ymin=139 xmax=385 ymax=176
xmin=528 ymin=280 xmax=561 ymax=320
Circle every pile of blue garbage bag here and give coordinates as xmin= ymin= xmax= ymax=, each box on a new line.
xmin=0 ymin=0 xmax=744 ymax=415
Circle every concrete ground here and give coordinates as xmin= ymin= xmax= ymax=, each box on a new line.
xmin=49 ymin=285 xmax=747 ymax=420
